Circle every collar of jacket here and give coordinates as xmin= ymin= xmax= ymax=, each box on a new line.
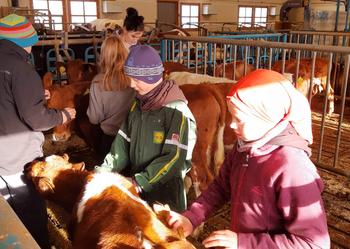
xmin=0 ymin=39 xmax=30 ymax=61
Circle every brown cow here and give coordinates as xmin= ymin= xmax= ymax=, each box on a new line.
xmin=180 ymin=83 xmax=236 ymax=195
xmin=25 ymin=154 xmax=196 ymax=249
xmin=56 ymin=59 xmax=97 ymax=83
xmin=45 ymin=81 xmax=91 ymax=141
xmin=213 ymin=61 xmax=255 ymax=81
xmin=163 ymin=61 xmax=190 ymax=79
xmin=272 ymin=58 xmax=335 ymax=115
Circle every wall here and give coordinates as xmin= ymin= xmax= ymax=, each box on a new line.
xmin=101 ymin=0 xmax=157 ymax=23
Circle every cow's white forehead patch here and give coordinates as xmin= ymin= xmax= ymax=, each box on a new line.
xmin=76 ymin=172 xmax=151 ymax=223
xmin=45 ymin=155 xmax=61 ymax=163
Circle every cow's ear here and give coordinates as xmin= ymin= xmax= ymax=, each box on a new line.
xmin=35 ymin=177 xmax=55 ymax=193
xmin=63 ymin=153 xmax=69 ymax=161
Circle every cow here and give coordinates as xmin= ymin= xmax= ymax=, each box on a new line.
xmin=180 ymin=83 xmax=236 ymax=196
xmin=55 ymin=59 xmax=98 ymax=84
xmin=168 ymin=71 xmax=235 ymax=85
xmin=211 ymin=61 xmax=255 ymax=81
xmin=163 ymin=61 xmax=191 ymax=79
xmin=272 ymin=58 xmax=335 ymax=115
xmin=25 ymin=154 xmax=196 ymax=249
xmin=45 ymin=80 xmax=91 ymax=141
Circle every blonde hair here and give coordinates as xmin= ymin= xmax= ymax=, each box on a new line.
xmin=99 ymin=36 xmax=130 ymax=91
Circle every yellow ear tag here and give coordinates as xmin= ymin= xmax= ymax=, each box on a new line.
xmin=296 ymin=77 xmax=304 ymax=89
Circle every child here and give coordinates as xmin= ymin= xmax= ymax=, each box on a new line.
xmin=95 ymin=45 xmax=197 ymax=212
xmin=86 ymin=36 xmax=134 ymax=161
xmin=168 ymin=69 xmax=330 ymax=249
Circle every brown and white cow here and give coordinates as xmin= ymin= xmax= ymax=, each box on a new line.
xmin=272 ymin=58 xmax=335 ymax=115
xmin=169 ymin=71 xmax=235 ymax=85
xmin=26 ymin=154 xmax=196 ymax=249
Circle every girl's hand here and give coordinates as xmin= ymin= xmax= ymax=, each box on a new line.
xmin=202 ymin=230 xmax=238 ymax=249
xmin=167 ymin=211 xmax=193 ymax=237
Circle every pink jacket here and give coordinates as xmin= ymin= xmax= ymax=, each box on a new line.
xmin=183 ymin=143 xmax=330 ymax=248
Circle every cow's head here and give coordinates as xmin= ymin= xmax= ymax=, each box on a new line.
xmin=25 ymin=154 xmax=85 ymax=196
xmin=52 ymin=122 xmax=74 ymax=142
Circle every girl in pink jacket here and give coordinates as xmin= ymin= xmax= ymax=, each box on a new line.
xmin=168 ymin=69 xmax=330 ymax=249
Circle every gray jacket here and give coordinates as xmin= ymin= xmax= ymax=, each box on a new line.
xmin=0 ymin=40 xmax=62 ymax=175
xmin=87 ymin=74 xmax=135 ymax=136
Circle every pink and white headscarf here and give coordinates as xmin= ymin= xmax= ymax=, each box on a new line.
xmin=226 ymin=69 xmax=313 ymax=150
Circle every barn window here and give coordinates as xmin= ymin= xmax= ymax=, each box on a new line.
xmin=69 ymin=0 xmax=97 ymax=26
xmin=238 ymin=6 xmax=268 ymax=28
xmin=32 ymin=0 xmax=64 ymax=30
xmin=32 ymin=0 xmax=98 ymax=31
xmin=181 ymin=4 xmax=199 ymax=29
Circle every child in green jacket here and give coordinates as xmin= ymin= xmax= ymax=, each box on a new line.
xmin=95 ymin=45 xmax=197 ymax=212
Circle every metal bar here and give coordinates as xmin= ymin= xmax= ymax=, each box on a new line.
xmin=204 ymin=43 xmax=207 ymax=75
xmin=256 ymin=47 xmax=260 ymax=69
xmin=187 ymin=41 xmax=190 ymax=69
xmin=309 ymin=52 xmax=317 ymax=103
xmin=281 ymin=49 xmax=286 ymax=75
xmin=162 ymin=35 xmax=350 ymax=54
xmin=317 ymin=53 xmax=334 ymax=163
xmin=195 ymin=42 xmax=198 ymax=74
xmin=233 ymin=45 xmax=237 ymax=81
xmin=244 ymin=46 xmax=248 ymax=76
xmin=213 ymin=44 xmax=217 ymax=77
xmin=334 ymin=54 xmax=350 ymax=167
xmin=223 ymin=44 xmax=227 ymax=78
xmin=268 ymin=47 xmax=273 ymax=70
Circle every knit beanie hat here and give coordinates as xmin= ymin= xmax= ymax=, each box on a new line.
xmin=124 ymin=45 xmax=164 ymax=84
xmin=0 ymin=14 xmax=38 ymax=48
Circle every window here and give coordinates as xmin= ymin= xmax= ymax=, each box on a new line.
xmin=32 ymin=0 xmax=98 ymax=31
xmin=181 ymin=4 xmax=199 ymax=29
xmin=70 ymin=0 xmax=97 ymax=26
xmin=238 ymin=6 xmax=268 ymax=28
xmin=32 ymin=0 xmax=64 ymax=30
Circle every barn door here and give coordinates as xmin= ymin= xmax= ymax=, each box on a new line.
xmin=157 ymin=1 xmax=178 ymax=31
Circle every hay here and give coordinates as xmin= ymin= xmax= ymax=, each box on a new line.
xmin=46 ymin=201 xmax=72 ymax=249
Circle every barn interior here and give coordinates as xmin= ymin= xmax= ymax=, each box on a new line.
xmin=0 ymin=0 xmax=349 ymax=249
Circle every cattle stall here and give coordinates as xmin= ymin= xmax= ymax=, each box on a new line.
xmin=159 ymin=34 xmax=349 ymax=248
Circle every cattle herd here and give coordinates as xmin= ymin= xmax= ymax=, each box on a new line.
xmin=35 ymin=57 xmax=346 ymax=249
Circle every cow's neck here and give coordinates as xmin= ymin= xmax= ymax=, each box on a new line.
xmin=49 ymin=170 xmax=92 ymax=212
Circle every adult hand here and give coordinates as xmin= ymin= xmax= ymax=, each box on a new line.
xmin=202 ymin=230 xmax=237 ymax=249
xmin=61 ymin=107 xmax=76 ymax=124
xmin=167 ymin=211 xmax=193 ymax=237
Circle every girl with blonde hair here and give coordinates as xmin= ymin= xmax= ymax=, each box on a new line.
xmin=87 ymin=35 xmax=135 ymax=162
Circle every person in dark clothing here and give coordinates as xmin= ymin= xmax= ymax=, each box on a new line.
xmin=0 ymin=14 xmax=76 ymax=249
xmin=168 ymin=69 xmax=330 ymax=249
xmin=95 ymin=45 xmax=197 ymax=212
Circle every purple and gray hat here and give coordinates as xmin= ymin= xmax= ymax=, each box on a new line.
xmin=124 ymin=45 xmax=164 ymax=84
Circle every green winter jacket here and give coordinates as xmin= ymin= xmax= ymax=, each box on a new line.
xmin=96 ymin=99 xmax=197 ymax=212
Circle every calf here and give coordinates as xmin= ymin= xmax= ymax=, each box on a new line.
xmin=272 ymin=58 xmax=335 ymax=115
xmin=26 ymin=154 xmax=196 ymax=249
xmin=56 ymin=59 xmax=98 ymax=84
xmin=213 ymin=61 xmax=255 ymax=81
xmin=46 ymin=81 xmax=91 ymax=141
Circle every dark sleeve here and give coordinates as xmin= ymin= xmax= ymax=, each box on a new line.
xmin=12 ymin=64 xmax=62 ymax=131
xmin=238 ymin=160 xmax=330 ymax=249
xmin=134 ymin=108 xmax=190 ymax=192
